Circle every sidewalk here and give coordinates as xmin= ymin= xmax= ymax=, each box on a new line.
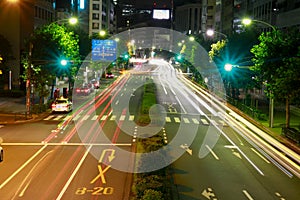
xmin=0 ymin=97 xmax=49 ymax=124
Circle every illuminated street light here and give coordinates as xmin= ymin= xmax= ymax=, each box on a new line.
xmin=224 ymin=63 xmax=251 ymax=71
xmin=189 ymin=36 xmax=195 ymax=41
xmin=206 ymin=29 xmax=228 ymax=41
xmin=242 ymin=18 xmax=276 ymax=31
xmin=99 ymin=30 xmax=106 ymax=37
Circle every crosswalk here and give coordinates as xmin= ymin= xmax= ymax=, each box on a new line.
xmin=43 ymin=114 xmax=227 ymax=126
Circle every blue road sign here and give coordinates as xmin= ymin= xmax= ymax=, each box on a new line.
xmin=92 ymin=39 xmax=117 ymax=61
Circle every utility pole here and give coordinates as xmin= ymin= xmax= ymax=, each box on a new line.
xmin=26 ymin=42 xmax=33 ymax=115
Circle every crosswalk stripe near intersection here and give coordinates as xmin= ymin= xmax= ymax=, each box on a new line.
xmin=81 ymin=115 xmax=90 ymax=121
xmin=183 ymin=118 xmax=190 ymax=123
xmin=200 ymin=118 xmax=210 ymax=125
xmin=174 ymin=117 xmax=180 ymax=123
xmin=53 ymin=115 xmax=65 ymax=121
xmin=73 ymin=115 xmax=81 ymax=121
xmin=165 ymin=117 xmax=171 ymax=123
xmin=91 ymin=115 xmax=98 ymax=120
xmin=100 ymin=115 xmax=107 ymax=121
xmin=44 ymin=115 xmax=54 ymax=120
xmin=192 ymin=118 xmax=199 ymax=124
xmin=129 ymin=115 xmax=135 ymax=121
xmin=110 ymin=115 xmax=116 ymax=121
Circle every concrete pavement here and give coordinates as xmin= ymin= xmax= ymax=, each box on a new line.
xmin=0 ymin=97 xmax=50 ymax=124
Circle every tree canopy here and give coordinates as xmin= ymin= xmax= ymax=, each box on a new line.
xmin=250 ymin=28 xmax=300 ymax=127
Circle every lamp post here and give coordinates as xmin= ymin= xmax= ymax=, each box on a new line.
xmin=242 ymin=18 xmax=276 ymax=128
xmin=242 ymin=18 xmax=276 ymax=31
xmin=206 ymin=29 xmax=228 ymax=41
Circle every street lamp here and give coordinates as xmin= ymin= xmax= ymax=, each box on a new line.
xmin=206 ymin=29 xmax=228 ymax=41
xmin=224 ymin=63 xmax=251 ymax=71
xmin=242 ymin=18 xmax=276 ymax=31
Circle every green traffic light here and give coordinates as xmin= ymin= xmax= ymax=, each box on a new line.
xmin=60 ymin=59 xmax=67 ymax=66
xmin=176 ymin=54 xmax=183 ymax=61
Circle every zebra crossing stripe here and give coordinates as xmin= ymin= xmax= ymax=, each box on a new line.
xmin=129 ymin=115 xmax=134 ymax=121
xmin=53 ymin=115 xmax=64 ymax=120
xmin=73 ymin=115 xmax=81 ymax=121
xmin=91 ymin=115 xmax=98 ymax=120
xmin=64 ymin=115 xmax=72 ymax=121
xmin=183 ymin=118 xmax=190 ymax=123
xmin=201 ymin=118 xmax=209 ymax=125
xmin=119 ymin=115 xmax=126 ymax=121
xmin=81 ymin=115 xmax=90 ymax=121
xmin=44 ymin=115 xmax=54 ymax=120
xmin=174 ymin=117 xmax=180 ymax=123
xmin=165 ymin=117 xmax=171 ymax=122
xmin=100 ymin=115 xmax=107 ymax=121
xmin=110 ymin=115 xmax=116 ymax=120
xmin=192 ymin=118 xmax=199 ymax=124
xmin=219 ymin=120 xmax=227 ymax=126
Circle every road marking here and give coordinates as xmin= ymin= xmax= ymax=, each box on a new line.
xmin=81 ymin=115 xmax=90 ymax=121
xmin=110 ymin=115 xmax=116 ymax=120
xmin=129 ymin=115 xmax=134 ymax=121
xmin=53 ymin=115 xmax=64 ymax=120
xmin=91 ymin=115 xmax=98 ymax=120
xmin=202 ymin=187 xmax=217 ymax=200
xmin=57 ymin=145 xmax=92 ymax=200
xmin=174 ymin=117 xmax=180 ymax=123
xmin=90 ymin=165 xmax=111 ymax=184
xmin=98 ymin=149 xmax=116 ymax=163
xmin=165 ymin=117 xmax=171 ymax=122
xmin=100 ymin=115 xmax=107 ymax=121
xmin=192 ymin=118 xmax=199 ymax=124
xmin=0 ymin=145 xmax=48 ymax=189
xmin=251 ymin=148 xmax=271 ymax=164
xmin=63 ymin=115 xmax=72 ymax=121
xmin=201 ymin=118 xmax=209 ymax=125
xmin=183 ymin=117 xmax=190 ymax=123
xmin=119 ymin=115 xmax=125 ymax=121
xmin=243 ymin=190 xmax=254 ymax=200
xmin=275 ymin=192 xmax=286 ymax=200
xmin=44 ymin=115 xmax=54 ymax=120
xmin=205 ymin=145 xmax=219 ymax=160
xmin=180 ymin=144 xmax=192 ymax=155
xmin=73 ymin=115 xmax=81 ymax=121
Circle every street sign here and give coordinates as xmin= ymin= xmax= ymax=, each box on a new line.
xmin=92 ymin=39 xmax=117 ymax=61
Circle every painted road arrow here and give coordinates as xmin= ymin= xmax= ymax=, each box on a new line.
xmin=180 ymin=144 xmax=192 ymax=155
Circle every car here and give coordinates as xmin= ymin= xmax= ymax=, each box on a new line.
xmin=75 ymin=86 xmax=91 ymax=96
xmin=105 ymin=72 xmax=114 ymax=78
xmin=0 ymin=146 xmax=3 ymax=162
xmin=51 ymin=97 xmax=73 ymax=112
xmin=90 ymin=79 xmax=100 ymax=89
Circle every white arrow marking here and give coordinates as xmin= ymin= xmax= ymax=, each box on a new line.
xmin=180 ymin=144 xmax=192 ymax=155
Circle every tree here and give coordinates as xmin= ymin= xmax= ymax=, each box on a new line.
xmin=22 ymin=23 xmax=80 ymax=108
xmin=251 ymin=29 xmax=300 ymax=128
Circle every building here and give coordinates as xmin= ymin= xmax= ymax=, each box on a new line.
xmin=0 ymin=0 xmax=55 ymax=89
xmin=175 ymin=3 xmax=202 ymax=35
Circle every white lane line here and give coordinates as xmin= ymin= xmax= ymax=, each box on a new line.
xmin=0 ymin=145 xmax=48 ymax=189
xmin=243 ymin=190 xmax=254 ymax=200
xmin=56 ymin=145 xmax=92 ymax=200
xmin=251 ymin=148 xmax=271 ymax=164
xmin=206 ymin=145 xmax=219 ymax=160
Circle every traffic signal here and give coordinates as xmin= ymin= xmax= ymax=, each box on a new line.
xmin=60 ymin=59 xmax=68 ymax=66
xmin=124 ymin=54 xmax=129 ymax=60
xmin=175 ymin=54 xmax=183 ymax=62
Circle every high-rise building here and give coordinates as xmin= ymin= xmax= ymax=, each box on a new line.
xmin=0 ymin=0 xmax=55 ymax=89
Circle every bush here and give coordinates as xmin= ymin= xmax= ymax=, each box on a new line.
xmin=141 ymin=189 xmax=164 ymax=200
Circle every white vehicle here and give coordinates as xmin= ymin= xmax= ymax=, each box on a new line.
xmin=51 ymin=97 xmax=73 ymax=112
